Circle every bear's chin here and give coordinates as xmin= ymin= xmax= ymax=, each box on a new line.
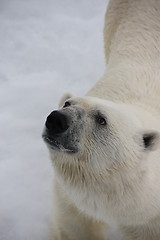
xmin=42 ymin=134 xmax=78 ymax=154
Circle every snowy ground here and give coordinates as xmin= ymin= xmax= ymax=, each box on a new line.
xmin=0 ymin=1 xmax=107 ymax=239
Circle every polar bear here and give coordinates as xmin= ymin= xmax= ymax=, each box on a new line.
xmin=43 ymin=0 xmax=160 ymax=240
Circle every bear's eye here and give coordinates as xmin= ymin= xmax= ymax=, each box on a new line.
xmin=96 ymin=116 xmax=107 ymax=126
xmin=63 ymin=101 xmax=71 ymax=108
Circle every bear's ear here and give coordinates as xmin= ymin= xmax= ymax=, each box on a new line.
xmin=59 ymin=92 xmax=75 ymax=108
xmin=142 ymin=131 xmax=160 ymax=151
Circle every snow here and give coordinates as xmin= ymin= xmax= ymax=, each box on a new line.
xmin=0 ymin=0 xmax=107 ymax=239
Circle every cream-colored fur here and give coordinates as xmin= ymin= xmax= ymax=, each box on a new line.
xmin=45 ymin=1 xmax=160 ymax=239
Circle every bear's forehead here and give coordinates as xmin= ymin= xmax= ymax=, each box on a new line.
xmin=68 ymin=96 xmax=141 ymax=128
xmin=70 ymin=96 xmax=112 ymax=107
xmin=69 ymin=96 xmax=126 ymax=113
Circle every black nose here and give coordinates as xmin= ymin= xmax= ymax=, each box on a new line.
xmin=45 ymin=111 xmax=69 ymax=134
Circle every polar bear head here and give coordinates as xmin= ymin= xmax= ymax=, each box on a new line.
xmin=43 ymin=93 xmax=159 ymax=163
xmin=42 ymin=93 xmax=160 ymax=221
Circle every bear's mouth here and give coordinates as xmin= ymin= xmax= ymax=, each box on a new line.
xmin=42 ymin=109 xmax=83 ymax=154
xmin=42 ymin=133 xmax=77 ymax=153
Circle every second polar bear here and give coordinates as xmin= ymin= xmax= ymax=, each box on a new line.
xmin=43 ymin=0 xmax=160 ymax=240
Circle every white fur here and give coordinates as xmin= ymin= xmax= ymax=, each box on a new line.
xmin=47 ymin=1 xmax=160 ymax=239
